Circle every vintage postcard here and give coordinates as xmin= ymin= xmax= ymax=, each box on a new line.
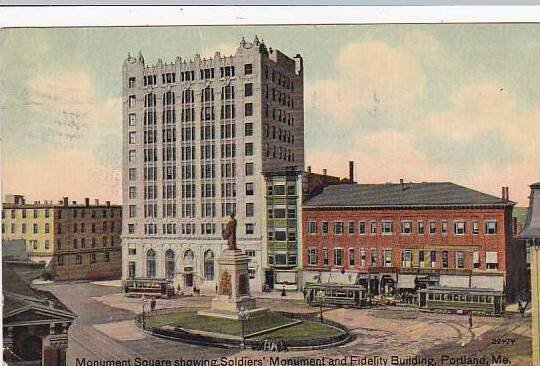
xmin=1 ymin=11 xmax=539 ymax=366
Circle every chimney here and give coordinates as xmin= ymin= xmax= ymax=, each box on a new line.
xmin=323 ymin=169 xmax=327 ymax=176
xmin=85 ymin=198 xmax=90 ymax=207
xmin=106 ymin=201 xmax=111 ymax=207
xmin=501 ymin=186 xmax=506 ymax=200
xmin=505 ymin=186 xmax=509 ymax=201
xmin=307 ymin=166 xmax=311 ymax=173
xmin=513 ymin=216 xmax=518 ymax=235
xmin=95 ymin=199 xmax=100 ymax=206
xmin=349 ymin=161 xmax=354 ymax=184
xmin=400 ymin=178 xmax=405 ymax=191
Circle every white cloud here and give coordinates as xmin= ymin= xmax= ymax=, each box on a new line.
xmin=3 ymin=70 xmax=122 ymax=202
xmin=306 ymin=40 xmax=426 ymax=125
xmin=305 ymin=35 xmax=539 ymax=205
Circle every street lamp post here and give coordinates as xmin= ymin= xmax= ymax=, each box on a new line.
xmin=237 ymin=306 xmax=249 ymax=349
xmin=141 ymin=296 xmax=147 ymax=330
xmin=317 ymin=290 xmax=326 ymax=323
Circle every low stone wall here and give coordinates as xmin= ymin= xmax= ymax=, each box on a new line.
xmin=135 ymin=308 xmax=354 ymax=350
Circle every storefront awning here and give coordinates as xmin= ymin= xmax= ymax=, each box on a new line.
xmin=397 ymin=274 xmax=416 ymax=289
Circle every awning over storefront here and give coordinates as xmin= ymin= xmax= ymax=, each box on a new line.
xmin=397 ymin=274 xmax=416 ymax=289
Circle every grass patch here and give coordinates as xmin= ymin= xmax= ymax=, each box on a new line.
xmin=145 ymin=311 xmax=195 ymax=328
xmin=256 ymin=321 xmax=344 ymax=341
xmin=146 ymin=310 xmax=294 ymax=336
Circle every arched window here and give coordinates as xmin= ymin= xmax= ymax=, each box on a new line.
xmin=204 ymin=250 xmax=215 ymax=281
xmin=165 ymin=249 xmax=175 ymax=279
xmin=183 ymin=249 xmax=194 ymax=267
xmin=147 ymin=249 xmax=157 ymax=278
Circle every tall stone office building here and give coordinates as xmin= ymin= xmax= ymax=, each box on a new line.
xmin=122 ymin=36 xmax=304 ymax=291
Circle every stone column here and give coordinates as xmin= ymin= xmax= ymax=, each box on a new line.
xmin=43 ymin=323 xmax=69 ymax=366
xmin=531 ymin=244 xmax=540 ymax=366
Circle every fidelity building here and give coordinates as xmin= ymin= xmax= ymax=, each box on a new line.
xmin=121 ymin=36 xmax=304 ymax=291
xmin=302 ymin=182 xmax=525 ymax=300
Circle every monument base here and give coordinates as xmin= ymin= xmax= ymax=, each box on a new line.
xmin=198 ymin=248 xmax=269 ymax=320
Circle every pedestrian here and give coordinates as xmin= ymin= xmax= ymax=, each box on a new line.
xmin=468 ymin=313 xmax=473 ymax=330
xmin=519 ymin=303 xmax=526 ymax=318
xmin=150 ymin=298 xmax=156 ymax=312
xmin=215 ymin=284 xmax=218 ymax=294
xmin=281 ymin=284 xmax=286 ymax=297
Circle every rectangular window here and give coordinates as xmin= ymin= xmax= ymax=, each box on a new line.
xmin=308 ymin=248 xmax=318 ymax=265
xmin=348 ymin=222 xmax=355 ymax=234
xmin=322 ymin=222 xmax=329 ymax=234
xmin=382 ymin=220 xmax=393 ymax=234
xmin=129 ymin=131 xmax=136 ymax=144
xmin=442 ymin=220 xmax=448 ymax=234
xmin=129 ymin=168 xmax=136 ymax=181
xmin=128 ymin=150 xmax=136 ymax=162
xmin=402 ymin=249 xmax=412 ymax=268
xmin=307 ymin=221 xmax=317 ymax=234
xmin=370 ymin=249 xmax=377 ymax=266
xmin=442 ymin=251 xmax=449 ymax=268
xmin=245 ymin=123 xmax=253 ymax=136
xmin=456 ymin=251 xmax=464 ymax=268
xmin=349 ymin=249 xmax=355 ymax=266
xmin=473 ymin=251 xmax=480 ymax=269
xmin=244 ymin=63 xmax=253 ymax=75
xmin=486 ymin=251 xmax=498 ymax=269
xmin=129 ymin=113 xmax=136 ymax=126
xmin=359 ymin=221 xmax=366 ymax=234
xmin=485 ymin=220 xmax=497 ymax=235
xmin=33 ymin=223 xmax=38 ymax=233
xmin=245 ymin=182 xmax=254 ymax=196
xmin=246 ymin=203 xmax=254 ymax=217
xmin=334 ymin=248 xmax=343 ymax=266
xmin=244 ymin=103 xmax=253 ymax=116
xmin=128 ymin=77 xmax=136 ymax=88
xmin=333 ymin=221 xmax=344 ymax=235
xmin=128 ymin=95 xmax=136 ymax=108
xmin=401 ymin=221 xmax=412 ymax=234
xmin=245 ymin=223 xmax=254 ymax=235
xmin=323 ymin=248 xmax=329 ymax=265
xmin=384 ymin=250 xmax=393 ymax=267
xmin=429 ymin=221 xmax=436 ymax=234
xmin=245 ymin=143 xmax=253 ymax=156
xmin=417 ymin=221 xmax=425 ymax=235
xmin=370 ymin=221 xmax=377 ymax=234
xmin=129 ymin=186 xmax=136 ymax=199
xmin=473 ymin=221 xmax=480 ymax=235
xmin=245 ymin=162 xmax=254 ymax=176
xmin=454 ymin=221 xmax=466 ymax=235
xmin=245 ymin=83 xmax=253 ymax=97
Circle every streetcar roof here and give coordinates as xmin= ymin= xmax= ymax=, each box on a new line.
xmin=305 ymin=283 xmax=366 ymax=290
xmin=419 ymin=285 xmax=502 ymax=294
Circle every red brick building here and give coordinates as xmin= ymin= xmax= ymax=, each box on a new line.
xmin=302 ymin=182 xmax=523 ymax=300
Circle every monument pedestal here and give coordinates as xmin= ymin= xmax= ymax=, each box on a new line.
xmin=198 ymin=249 xmax=268 ymax=320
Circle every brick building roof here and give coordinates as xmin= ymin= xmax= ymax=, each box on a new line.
xmin=303 ymin=182 xmax=513 ymax=208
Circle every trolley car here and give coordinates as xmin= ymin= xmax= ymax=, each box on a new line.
xmin=305 ymin=283 xmax=368 ymax=308
xmin=417 ymin=286 xmax=505 ymax=315
xmin=123 ymin=278 xmax=175 ymax=298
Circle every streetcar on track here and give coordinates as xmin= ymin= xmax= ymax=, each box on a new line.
xmin=305 ymin=283 xmax=368 ymax=308
xmin=122 ymin=278 xmax=175 ymax=298
xmin=417 ymin=286 xmax=505 ymax=315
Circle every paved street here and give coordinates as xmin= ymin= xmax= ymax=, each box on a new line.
xmin=38 ymin=281 xmax=533 ymax=366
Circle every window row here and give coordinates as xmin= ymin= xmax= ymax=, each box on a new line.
xmin=306 ymin=219 xmax=499 ymax=236
xmin=57 ymin=251 xmax=110 ymax=266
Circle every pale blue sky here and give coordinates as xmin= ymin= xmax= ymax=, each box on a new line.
xmin=1 ymin=24 xmax=539 ymax=205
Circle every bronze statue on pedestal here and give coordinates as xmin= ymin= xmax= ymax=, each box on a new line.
xmin=223 ymin=213 xmax=237 ymax=250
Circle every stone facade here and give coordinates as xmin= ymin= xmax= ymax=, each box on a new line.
xmin=2 ymin=195 xmax=122 ymax=281
xmin=121 ymin=36 xmax=304 ymax=292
